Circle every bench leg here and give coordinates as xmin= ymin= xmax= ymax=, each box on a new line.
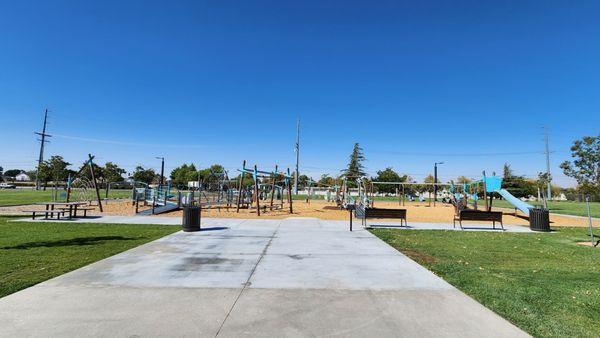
xmin=459 ymin=220 xmax=463 ymax=230
xmin=32 ymin=212 xmax=36 ymax=220
xmin=500 ymin=220 xmax=505 ymax=231
xmin=493 ymin=221 xmax=495 ymax=230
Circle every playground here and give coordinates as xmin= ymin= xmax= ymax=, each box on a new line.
xmin=80 ymin=198 xmax=599 ymax=227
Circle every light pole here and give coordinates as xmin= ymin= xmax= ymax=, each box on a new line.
xmin=156 ymin=157 xmax=165 ymax=190
xmin=434 ymin=162 xmax=444 ymax=206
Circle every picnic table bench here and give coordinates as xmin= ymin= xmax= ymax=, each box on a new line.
xmin=23 ymin=202 xmax=91 ymax=220
xmin=355 ymin=204 xmax=408 ymax=227
xmin=453 ymin=209 xmax=504 ymax=230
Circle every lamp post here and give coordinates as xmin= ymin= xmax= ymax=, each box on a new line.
xmin=156 ymin=157 xmax=165 ymax=190
xmin=434 ymin=162 xmax=444 ymax=206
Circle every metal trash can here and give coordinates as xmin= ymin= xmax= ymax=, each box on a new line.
xmin=529 ymin=207 xmax=550 ymax=232
xmin=182 ymin=206 xmax=201 ymax=232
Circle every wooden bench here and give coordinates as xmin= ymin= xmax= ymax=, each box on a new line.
xmin=355 ymin=205 xmax=408 ymax=227
xmin=22 ymin=210 xmax=66 ymax=220
xmin=453 ymin=210 xmax=504 ymax=230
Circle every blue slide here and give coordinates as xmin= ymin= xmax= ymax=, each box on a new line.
xmin=496 ymin=189 xmax=534 ymax=216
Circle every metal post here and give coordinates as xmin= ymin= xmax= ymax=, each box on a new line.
xmin=544 ymin=126 xmax=552 ymax=200
xmin=349 ymin=208 xmax=353 ymax=231
xmin=586 ymin=196 xmax=595 ymax=246
xmin=294 ymin=118 xmax=300 ymax=195
xmin=434 ymin=163 xmax=437 ymax=207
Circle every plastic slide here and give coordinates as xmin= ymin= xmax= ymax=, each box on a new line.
xmin=496 ymin=189 xmax=534 ymax=216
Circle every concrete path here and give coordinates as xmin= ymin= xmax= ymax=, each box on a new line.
xmin=0 ymin=218 xmax=528 ymax=337
xmin=16 ymin=214 xmax=535 ymax=232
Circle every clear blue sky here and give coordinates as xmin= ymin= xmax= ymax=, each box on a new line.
xmin=1 ymin=0 xmax=599 ymax=186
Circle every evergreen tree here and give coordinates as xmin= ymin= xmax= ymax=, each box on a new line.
xmin=343 ymin=143 xmax=366 ymax=178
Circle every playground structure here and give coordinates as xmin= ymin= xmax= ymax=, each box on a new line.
xmin=66 ymin=154 xmax=103 ymax=212
xmin=235 ymin=161 xmax=293 ymax=216
xmin=336 ymin=176 xmax=373 ymax=210
xmin=450 ymin=171 xmax=535 ymax=216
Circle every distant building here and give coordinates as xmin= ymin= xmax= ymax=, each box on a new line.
xmin=15 ymin=172 xmax=30 ymax=181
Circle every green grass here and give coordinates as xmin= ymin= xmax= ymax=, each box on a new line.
xmin=0 ymin=216 xmax=178 ymax=298
xmin=372 ymin=228 xmax=600 ymax=337
xmin=0 ymin=189 xmax=132 ymax=206
xmin=489 ymin=199 xmax=600 ymax=218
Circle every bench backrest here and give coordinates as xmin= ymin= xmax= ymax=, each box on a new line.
xmin=364 ymin=208 xmax=407 ymax=219
xmin=458 ymin=210 xmax=502 ymax=221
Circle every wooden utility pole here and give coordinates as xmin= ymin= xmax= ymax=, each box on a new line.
xmin=35 ymin=109 xmax=51 ymax=190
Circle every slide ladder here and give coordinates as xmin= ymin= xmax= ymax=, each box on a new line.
xmin=495 ymin=189 xmax=534 ymax=216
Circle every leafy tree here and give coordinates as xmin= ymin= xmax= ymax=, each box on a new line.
xmin=77 ymin=161 xmax=104 ymax=183
xmin=295 ymin=174 xmax=311 ymax=189
xmin=373 ymin=168 xmax=408 ymax=194
xmin=318 ymin=174 xmax=336 ymax=186
xmin=456 ymin=176 xmax=472 ymax=184
xmin=502 ymin=163 xmax=513 ymax=180
xmin=103 ymin=162 xmax=126 ymax=183
xmin=38 ymin=156 xmax=71 ymax=189
xmin=342 ymin=143 xmax=366 ymax=179
xmin=423 ymin=174 xmax=440 ymax=184
xmin=4 ymin=169 xmax=23 ymax=178
xmin=560 ymin=135 xmax=600 ymax=195
xmin=0 ymin=166 xmax=3 ymax=182
xmin=171 ymin=163 xmax=198 ymax=186
xmin=133 ymin=166 xmax=158 ymax=185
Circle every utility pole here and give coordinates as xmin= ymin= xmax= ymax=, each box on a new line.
xmin=294 ymin=118 xmax=300 ymax=195
xmin=543 ymin=126 xmax=552 ymax=200
xmin=35 ymin=109 xmax=51 ymax=190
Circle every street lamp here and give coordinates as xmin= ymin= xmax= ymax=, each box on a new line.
xmin=156 ymin=157 xmax=165 ymax=190
xmin=434 ymin=162 xmax=444 ymax=206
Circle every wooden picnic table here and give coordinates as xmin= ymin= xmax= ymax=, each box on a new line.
xmin=35 ymin=202 xmax=89 ymax=220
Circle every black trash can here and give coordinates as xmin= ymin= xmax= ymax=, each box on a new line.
xmin=182 ymin=206 xmax=201 ymax=232
xmin=529 ymin=207 xmax=550 ymax=232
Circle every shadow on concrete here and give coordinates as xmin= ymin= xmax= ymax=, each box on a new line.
xmin=200 ymin=227 xmax=229 ymax=232
xmin=1 ymin=236 xmax=136 ymax=250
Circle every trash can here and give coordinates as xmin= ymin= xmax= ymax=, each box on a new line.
xmin=182 ymin=206 xmax=201 ymax=232
xmin=529 ymin=207 xmax=550 ymax=232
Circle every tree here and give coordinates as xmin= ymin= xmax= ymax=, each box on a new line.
xmin=342 ymin=143 xmax=366 ymax=179
xmin=502 ymin=163 xmax=513 ymax=180
xmin=77 ymin=161 xmax=104 ymax=183
xmin=373 ymin=168 xmax=408 ymax=194
xmin=38 ymin=156 xmax=71 ymax=189
xmin=456 ymin=176 xmax=472 ymax=184
xmin=0 ymin=166 xmax=3 ymax=182
xmin=318 ymin=174 xmax=335 ymax=186
xmin=171 ymin=163 xmax=198 ymax=186
xmin=560 ymin=135 xmax=600 ymax=195
xmin=4 ymin=169 xmax=23 ymax=178
xmin=133 ymin=166 xmax=158 ymax=185
xmin=103 ymin=162 xmax=126 ymax=183
xmin=298 ymin=174 xmax=311 ymax=189
xmin=424 ymin=174 xmax=440 ymax=184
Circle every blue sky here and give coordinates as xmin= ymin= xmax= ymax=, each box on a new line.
xmin=1 ymin=0 xmax=599 ymax=186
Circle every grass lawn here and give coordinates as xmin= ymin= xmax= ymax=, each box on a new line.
xmin=0 ymin=216 xmax=178 ymax=298
xmin=0 ymin=189 xmax=132 ymax=206
xmin=372 ymin=228 xmax=600 ymax=337
xmin=489 ymin=199 xmax=600 ymax=218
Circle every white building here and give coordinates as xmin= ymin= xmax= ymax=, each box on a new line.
xmin=15 ymin=172 xmax=30 ymax=181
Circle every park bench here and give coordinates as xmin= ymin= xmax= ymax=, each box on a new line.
xmin=355 ymin=204 xmax=408 ymax=227
xmin=22 ymin=210 xmax=66 ymax=220
xmin=453 ymin=209 xmax=504 ymax=230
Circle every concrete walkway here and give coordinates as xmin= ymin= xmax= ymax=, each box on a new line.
xmin=0 ymin=218 xmax=528 ymax=337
